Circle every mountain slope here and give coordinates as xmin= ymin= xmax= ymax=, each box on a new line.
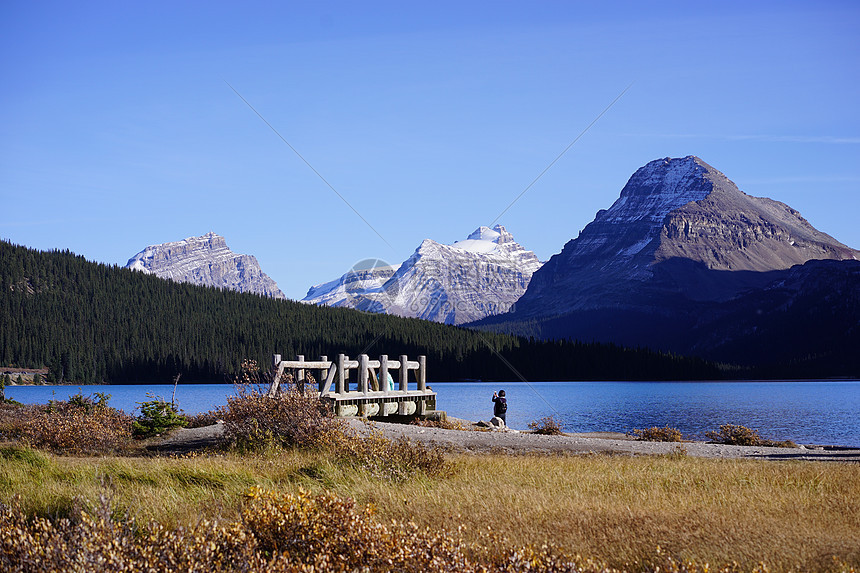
xmin=126 ymin=232 xmax=285 ymax=299
xmin=303 ymin=225 xmax=542 ymax=325
xmin=515 ymin=156 xmax=858 ymax=318
xmin=474 ymin=156 xmax=860 ymax=372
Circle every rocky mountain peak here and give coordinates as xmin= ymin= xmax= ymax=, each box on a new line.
xmin=511 ymin=156 xmax=859 ymax=317
xmin=125 ymin=232 xmax=285 ymax=299
xmin=303 ymin=225 xmax=542 ymax=325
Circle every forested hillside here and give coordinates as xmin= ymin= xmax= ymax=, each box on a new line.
xmin=0 ymin=241 xmax=721 ymax=383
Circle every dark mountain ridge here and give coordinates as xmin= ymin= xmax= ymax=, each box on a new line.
xmin=0 ymin=240 xmax=721 ymax=383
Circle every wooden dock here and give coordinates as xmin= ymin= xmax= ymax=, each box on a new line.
xmin=268 ymin=353 xmax=437 ymax=418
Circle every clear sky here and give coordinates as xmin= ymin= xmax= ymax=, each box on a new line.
xmin=2 ymin=1 xmax=858 ymax=300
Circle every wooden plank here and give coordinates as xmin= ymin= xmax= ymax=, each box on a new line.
xmin=267 ymin=354 xmax=286 ymax=397
xmin=320 ymin=363 xmax=336 ymax=395
xmin=324 ymin=390 xmax=436 ymax=401
xmin=369 ymin=366 xmax=379 ymax=391
xmin=277 ymin=360 xmax=331 ymax=369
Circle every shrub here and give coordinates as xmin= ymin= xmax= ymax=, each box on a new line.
xmin=706 ymin=424 xmax=797 ymax=448
xmin=184 ymin=410 xmax=221 ymax=428
xmin=220 ymin=385 xmax=447 ymax=480
xmin=630 ymin=426 xmax=683 ymax=442
xmin=0 ymin=496 xmax=265 ymax=572
xmin=219 ymin=385 xmax=340 ymax=451
xmin=0 ymin=403 xmax=34 ymax=440
xmin=528 ymin=415 xmax=564 ymax=435
xmin=242 ymin=487 xmax=475 ymax=570
xmin=0 ymin=488 xmax=834 ymax=572
xmin=19 ymin=393 xmax=133 ymax=454
xmin=328 ymin=426 xmax=449 ymax=480
xmin=132 ymin=394 xmax=188 ymax=438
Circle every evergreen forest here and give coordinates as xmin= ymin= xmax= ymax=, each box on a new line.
xmin=0 ymin=240 xmax=722 ymax=383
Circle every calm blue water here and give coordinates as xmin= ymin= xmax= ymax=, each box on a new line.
xmin=7 ymin=381 xmax=860 ymax=447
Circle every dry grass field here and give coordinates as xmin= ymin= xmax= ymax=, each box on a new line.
xmin=2 ymin=445 xmax=858 ymax=572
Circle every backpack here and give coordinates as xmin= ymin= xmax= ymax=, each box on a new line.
xmin=497 ymin=397 xmax=507 ymax=414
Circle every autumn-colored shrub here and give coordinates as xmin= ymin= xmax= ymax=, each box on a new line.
xmin=706 ymin=424 xmax=797 ymax=448
xmin=19 ymin=393 xmax=133 ymax=455
xmin=3 ymin=487 xmax=823 ymax=573
xmin=218 ymin=385 xmax=341 ymax=451
xmin=0 ymin=402 xmax=35 ymax=441
xmin=184 ymin=410 xmax=221 ymax=428
xmin=329 ymin=426 xmax=449 ymax=480
xmin=528 ymin=415 xmax=564 ymax=435
xmin=0 ymin=496 xmax=264 ymax=573
xmin=631 ymin=426 xmax=683 ymax=442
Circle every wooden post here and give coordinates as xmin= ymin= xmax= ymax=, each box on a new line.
xmin=318 ymin=355 xmax=327 ymax=393
xmin=337 ymin=354 xmax=346 ymax=394
xmin=399 ymin=355 xmax=408 ymax=392
xmin=379 ymin=355 xmax=389 ymax=396
xmin=417 ymin=355 xmax=427 ymax=415
xmin=269 ymin=354 xmax=282 ymax=396
xmin=358 ymin=354 xmax=369 ymax=417
xmin=379 ymin=354 xmax=389 ymax=417
xmin=358 ymin=354 xmax=369 ymax=395
xmin=296 ymin=355 xmax=305 ymax=394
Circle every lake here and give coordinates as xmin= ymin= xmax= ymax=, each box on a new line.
xmin=6 ymin=380 xmax=860 ymax=447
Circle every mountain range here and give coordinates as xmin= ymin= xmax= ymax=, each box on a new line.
xmin=302 ymin=225 xmax=542 ymax=325
xmin=124 ymin=156 xmax=859 ymax=373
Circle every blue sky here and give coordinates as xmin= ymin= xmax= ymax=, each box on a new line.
xmin=2 ymin=1 xmax=858 ymax=299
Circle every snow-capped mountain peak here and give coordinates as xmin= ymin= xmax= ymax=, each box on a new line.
xmin=451 ymin=224 xmax=515 ymax=254
xmin=302 ymin=225 xmax=542 ymax=324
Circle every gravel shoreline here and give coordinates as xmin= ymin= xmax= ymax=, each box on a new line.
xmin=347 ymin=419 xmax=860 ymax=462
xmin=153 ymin=419 xmax=860 ymax=462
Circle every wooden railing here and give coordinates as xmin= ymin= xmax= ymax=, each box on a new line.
xmin=269 ymin=353 xmax=436 ymax=417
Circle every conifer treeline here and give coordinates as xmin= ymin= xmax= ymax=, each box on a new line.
xmin=0 ymin=241 xmax=722 ymax=383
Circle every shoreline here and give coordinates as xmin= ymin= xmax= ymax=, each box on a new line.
xmin=347 ymin=419 xmax=860 ymax=462
xmin=154 ymin=419 xmax=860 ymax=461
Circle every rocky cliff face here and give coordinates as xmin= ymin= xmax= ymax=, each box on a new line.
xmin=126 ymin=232 xmax=285 ymax=299
xmin=302 ymin=225 xmax=542 ymax=325
xmin=515 ymin=156 xmax=859 ymax=317
xmin=473 ymin=157 xmax=860 ymax=370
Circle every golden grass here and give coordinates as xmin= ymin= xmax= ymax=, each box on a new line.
xmin=356 ymin=454 xmax=860 ymax=571
xmin=1 ymin=445 xmax=858 ymax=572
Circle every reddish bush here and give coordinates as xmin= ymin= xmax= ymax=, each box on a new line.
xmin=19 ymin=393 xmax=133 ymax=455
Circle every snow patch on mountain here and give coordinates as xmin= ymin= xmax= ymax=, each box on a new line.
xmin=602 ymin=156 xmax=711 ymax=224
